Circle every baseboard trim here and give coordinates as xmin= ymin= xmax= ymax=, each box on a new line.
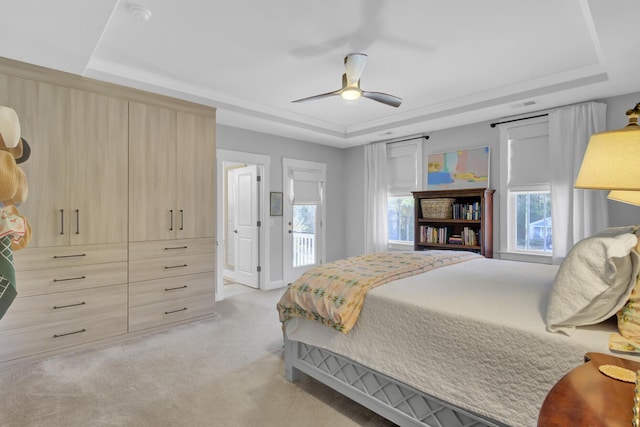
xmin=265 ymin=279 xmax=286 ymax=291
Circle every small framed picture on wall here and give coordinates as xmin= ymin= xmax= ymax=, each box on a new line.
xmin=270 ymin=192 xmax=283 ymax=216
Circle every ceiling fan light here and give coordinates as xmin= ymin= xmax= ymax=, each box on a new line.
xmin=341 ymin=89 xmax=361 ymax=101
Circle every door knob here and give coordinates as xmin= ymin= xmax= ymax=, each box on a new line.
xmin=233 ymin=229 xmax=238 ymax=234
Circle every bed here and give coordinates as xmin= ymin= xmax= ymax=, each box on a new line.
xmin=278 ymin=240 xmax=640 ymax=427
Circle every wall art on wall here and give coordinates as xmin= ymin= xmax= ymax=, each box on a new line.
xmin=270 ymin=191 xmax=283 ymax=216
xmin=427 ymin=146 xmax=490 ymax=190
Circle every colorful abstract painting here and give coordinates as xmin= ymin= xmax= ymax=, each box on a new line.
xmin=427 ymin=146 xmax=490 ymax=190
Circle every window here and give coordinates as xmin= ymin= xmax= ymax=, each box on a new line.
xmin=292 ymin=204 xmax=316 ymax=268
xmin=513 ymin=191 xmax=552 ymax=251
xmin=387 ymin=196 xmax=414 ymax=242
xmin=499 ymin=116 xmax=552 ymax=259
xmin=386 ymin=140 xmax=422 ymax=247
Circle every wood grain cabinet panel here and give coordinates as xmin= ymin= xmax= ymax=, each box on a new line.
xmin=13 ymin=243 xmax=128 ymax=271
xmin=0 ymin=76 xmax=70 ymax=247
xmin=15 ymin=262 xmax=128 ymax=297
xmin=128 ymin=253 xmax=214 ymax=283
xmin=128 ymin=238 xmax=215 ymax=261
xmin=69 ymin=90 xmax=128 ymax=245
xmin=0 ymin=308 xmax=127 ymax=362
xmin=0 ymin=78 xmax=128 ymax=247
xmin=176 ymin=112 xmax=216 ymax=239
xmin=129 ymin=272 xmax=215 ymax=308
xmin=0 ymin=59 xmax=217 ymax=364
xmin=128 ymin=102 xmax=177 ymax=242
xmin=0 ymin=284 xmax=127 ymax=332
xmin=129 ymin=103 xmax=215 ymax=242
xmin=129 ymin=291 xmax=215 ymax=332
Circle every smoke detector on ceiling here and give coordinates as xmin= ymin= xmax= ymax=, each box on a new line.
xmin=130 ymin=5 xmax=152 ymax=22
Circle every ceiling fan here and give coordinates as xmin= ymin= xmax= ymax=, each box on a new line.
xmin=292 ymin=53 xmax=402 ymax=108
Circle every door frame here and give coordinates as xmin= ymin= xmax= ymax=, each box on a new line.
xmin=216 ymin=149 xmax=270 ymax=300
xmin=282 ymin=158 xmax=327 ymax=284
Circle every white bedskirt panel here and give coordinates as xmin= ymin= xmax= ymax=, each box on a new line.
xmin=285 ymin=258 xmax=631 ymax=427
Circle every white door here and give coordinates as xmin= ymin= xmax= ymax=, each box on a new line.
xmin=233 ymin=165 xmax=260 ymax=288
xmin=283 ymin=159 xmax=326 ymax=284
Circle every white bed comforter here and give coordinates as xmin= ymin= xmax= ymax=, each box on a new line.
xmin=285 ymin=257 xmax=632 ymax=427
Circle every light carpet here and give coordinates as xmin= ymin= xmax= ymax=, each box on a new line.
xmin=0 ymin=288 xmax=395 ymax=427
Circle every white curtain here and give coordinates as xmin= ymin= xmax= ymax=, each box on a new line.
xmin=549 ymin=101 xmax=608 ymax=263
xmin=364 ymin=142 xmax=388 ymax=253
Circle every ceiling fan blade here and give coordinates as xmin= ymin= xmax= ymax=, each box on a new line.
xmin=344 ymin=53 xmax=367 ymax=86
xmin=292 ymin=89 xmax=341 ymax=103
xmin=361 ymin=91 xmax=402 ymax=108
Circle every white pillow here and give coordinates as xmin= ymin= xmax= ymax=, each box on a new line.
xmin=546 ymin=232 xmax=639 ymax=335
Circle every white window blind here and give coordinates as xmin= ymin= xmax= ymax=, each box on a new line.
xmin=387 ymin=142 xmax=421 ymax=195
xmin=291 ymin=169 xmax=323 ymax=204
xmin=507 ymin=122 xmax=549 ymax=188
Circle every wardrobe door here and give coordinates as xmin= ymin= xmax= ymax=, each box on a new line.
xmin=176 ymin=112 xmax=216 ymax=239
xmin=0 ymin=76 xmax=71 ymax=247
xmin=128 ymin=101 xmax=177 ymax=242
xmin=69 ymin=90 xmax=128 ymax=245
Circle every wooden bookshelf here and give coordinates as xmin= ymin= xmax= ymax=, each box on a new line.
xmin=412 ymin=188 xmax=494 ymax=258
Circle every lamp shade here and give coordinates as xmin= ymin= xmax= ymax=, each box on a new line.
xmin=608 ymin=190 xmax=640 ymax=206
xmin=575 ymin=125 xmax=640 ymax=190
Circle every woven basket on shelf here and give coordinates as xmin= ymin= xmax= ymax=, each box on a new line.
xmin=421 ymin=198 xmax=455 ymax=219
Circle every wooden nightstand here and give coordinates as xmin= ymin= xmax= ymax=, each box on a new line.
xmin=538 ymin=352 xmax=640 ymax=426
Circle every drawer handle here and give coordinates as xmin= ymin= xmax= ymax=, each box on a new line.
xmin=165 ymin=285 xmax=188 ymax=291
xmin=165 ymin=307 xmax=187 ymax=315
xmin=53 ymin=253 xmax=87 ymax=259
xmin=53 ymin=276 xmax=87 ymax=283
xmin=53 ymin=301 xmax=87 ymax=310
xmin=164 ymin=246 xmax=188 ymax=251
xmin=53 ymin=328 xmax=86 ymax=338
xmin=164 ymin=264 xmax=188 ymax=269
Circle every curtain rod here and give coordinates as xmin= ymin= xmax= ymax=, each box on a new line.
xmin=489 ymin=113 xmax=548 ymax=128
xmin=383 ymin=135 xmax=430 ymax=144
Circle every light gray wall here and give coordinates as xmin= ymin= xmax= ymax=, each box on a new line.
xmin=218 ymin=91 xmax=640 ymax=276
xmin=343 ymin=91 xmax=640 ymax=257
xmin=419 ymin=120 xmax=502 ymax=248
xmin=344 ymin=145 xmax=365 ymax=257
xmin=216 ymin=125 xmax=345 ymax=283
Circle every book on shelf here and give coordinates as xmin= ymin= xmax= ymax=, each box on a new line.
xmin=419 ymin=225 xmax=452 ymax=244
xmin=448 ymin=234 xmax=463 ymax=245
xmin=452 ymin=201 xmax=481 ymax=220
xmin=462 ymin=227 xmax=478 ymax=246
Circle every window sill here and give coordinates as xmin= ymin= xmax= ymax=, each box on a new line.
xmin=498 ymin=250 xmax=553 ymax=265
xmin=388 ymin=241 xmax=414 ymax=252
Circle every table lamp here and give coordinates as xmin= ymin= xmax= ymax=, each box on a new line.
xmin=575 ymin=102 xmax=640 ymax=205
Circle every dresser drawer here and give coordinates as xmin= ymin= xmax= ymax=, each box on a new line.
xmin=128 ymin=253 xmax=214 ymax=282
xmin=129 ymin=238 xmax=215 ymax=262
xmin=15 ymin=262 xmax=127 ymax=297
xmin=129 ymin=272 xmax=214 ymax=307
xmin=0 ymin=284 xmax=127 ymax=332
xmin=0 ymin=312 xmax=127 ymax=362
xmin=129 ymin=292 xmax=215 ymax=332
xmin=14 ymin=243 xmax=128 ymax=271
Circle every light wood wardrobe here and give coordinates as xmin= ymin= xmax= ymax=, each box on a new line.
xmin=0 ymin=58 xmax=216 ymax=364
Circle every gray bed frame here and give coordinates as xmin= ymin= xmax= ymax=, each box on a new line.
xmin=284 ymin=336 xmax=509 ymax=427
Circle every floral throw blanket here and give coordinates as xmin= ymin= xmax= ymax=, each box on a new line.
xmin=277 ymin=250 xmax=482 ymax=333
